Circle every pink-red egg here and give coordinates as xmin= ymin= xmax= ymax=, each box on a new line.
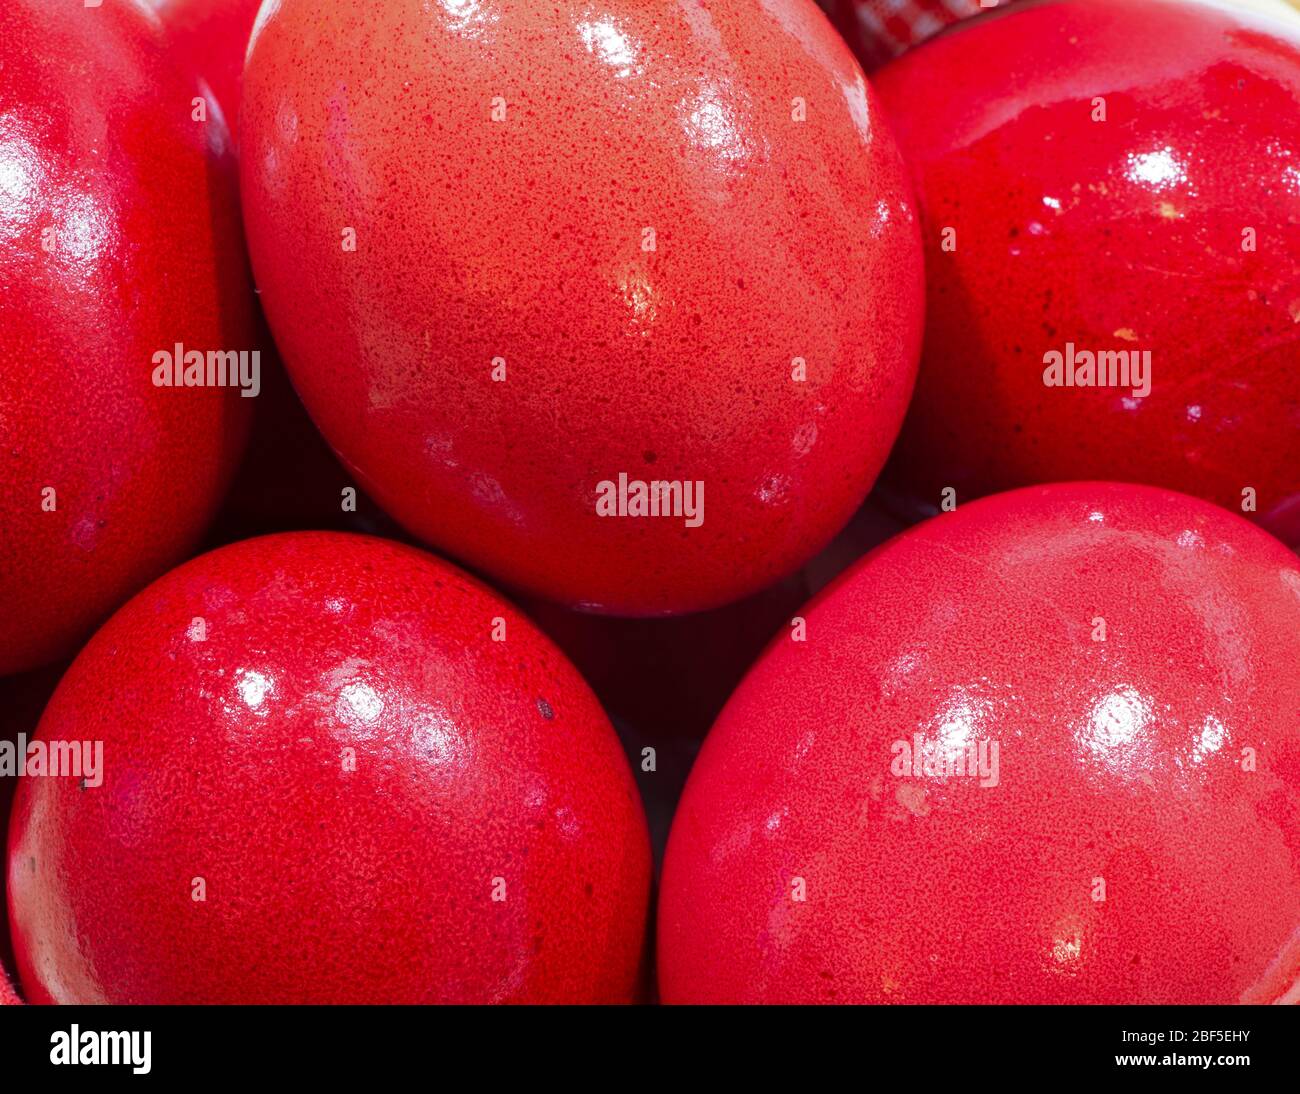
xmin=0 ymin=0 xmax=253 ymax=675
xmin=239 ymin=0 xmax=924 ymax=615
xmin=8 ymin=532 xmax=651 ymax=1003
xmin=659 ymin=483 xmax=1300 ymax=1003
xmin=873 ymin=0 xmax=1300 ymax=544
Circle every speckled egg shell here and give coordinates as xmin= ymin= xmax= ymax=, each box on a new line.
xmin=239 ymin=0 xmax=924 ymax=615
xmin=658 ymin=482 xmax=1300 ymax=1004
xmin=873 ymin=0 xmax=1300 ymax=543
xmin=7 ymin=532 xmax=651 ymax=1004
xmin=0 ymin=0 xmax=254 ymax=675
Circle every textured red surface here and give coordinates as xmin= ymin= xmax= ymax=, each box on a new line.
xmin=874 ymin=0 xmax=1300 ymax=543
xmin=0 ymin=0 xmax=253 ymax=675
xmin=659 ymin=483 xmax=1300 ymax=1004
xmin=8 ymin=532 xmax=651 ymax=1004
xmin=239 ymin=0 xmax=924 ymax=615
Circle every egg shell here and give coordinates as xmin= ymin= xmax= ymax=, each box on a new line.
xmin=239 ymin=0 xmax=924 ymax=614
xmin=873 ymin=0 xmax=1300 ymax=544
xmin=8 ymin=532 xmax=651 ymax=1003
xmin=0 ymin=0 xmax=254 ymax=675
xmin=659 ymin=482 xmax=1300 ymax=1003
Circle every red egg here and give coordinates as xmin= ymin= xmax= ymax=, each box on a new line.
xmin=239 ymin=0 xmax=924 ymax=615
xmin=7 ymin=532 xmax=651 ymax=1003
xmin=873 ymin=0 xmax=1300 ymax=544
xmin=659 ymin=483 xmax=1300 ymax=1004
xmin=0 ymin=0 xmax=253 ymax=675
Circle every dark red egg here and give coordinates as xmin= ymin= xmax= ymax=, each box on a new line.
xmin=0 ymin=0 xmax=254 ymax=675
xmin=873 ymin=0 xmax=1300 ymax=544
xmin=8 ymin=532 xmax=651 ymax=1003
xmin=659 ymin=483 xmax=1300 ymax=1003
xmin=525 ymin=495 xmax=905 ymax=736
xmin=528 ymin=496 xmax=905 ymax=863
xmin=239 ymin=0 xmax=924 ymax=615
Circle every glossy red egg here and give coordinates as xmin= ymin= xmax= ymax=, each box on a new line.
xmin=240 ymin=0 xmax=924 ymax=615
xmin=873 ymin=0 xmax=1300 ymax=543
xmin=8 ymin=532 xmax=651 ymax=1004
xmin=0 ymin=0 xmax=253 ymax=675
xmin=659 ymin=482 xmax=1300 ymax=1004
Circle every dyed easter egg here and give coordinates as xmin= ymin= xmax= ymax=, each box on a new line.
xmin=659 ymin=483 xmax=1300 ymax=1003
xmin=873 ymin=0 xmax=1300 ymax=543
xmin=8 ymin=533 xmax=651 ymax=1003
xmin=240 ymin=0 xmax=924 ymax=614
xmin=0 ymin=0 xmax=254 ymax=675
